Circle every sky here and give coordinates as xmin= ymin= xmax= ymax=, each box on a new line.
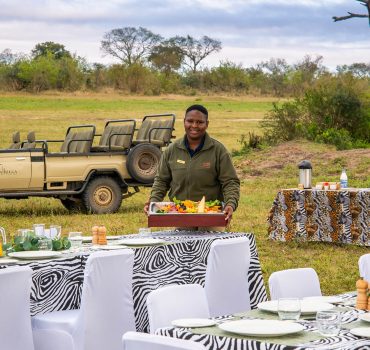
xmin=0 ymin=0 xmax=369 ymax=70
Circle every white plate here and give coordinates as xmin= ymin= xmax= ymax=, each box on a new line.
xmin=219 ymin=319 xmax=304 ymax=337
xmin=91 ymin=245 xmax=127 ymax=250
xmin=172 ymin=318 xmax=217 ymax=328
xmin=8 ymin=251 xmax=63 ymax=260
xmin=359 ymin=314 xmax=370 ymax=323
xmin=303 ymin=296 xmax=342 ymax=304
xmin=257 ymin=300 xmax=334 ymax=315
xmin=107 ymin=235 xmax=122 ymax=240
xmin=350 ymin=327 xmax=370 ymax=338
xmin=117 ymin=238 xmax=166 ymax=246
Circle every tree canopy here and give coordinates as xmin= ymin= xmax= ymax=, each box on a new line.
xmin=31 ymin=42 xmax=71 ymax=60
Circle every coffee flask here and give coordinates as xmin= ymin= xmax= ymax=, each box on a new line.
xmin=298 ymin=160 xmax=312 ymax=189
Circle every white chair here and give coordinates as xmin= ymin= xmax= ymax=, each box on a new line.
xmin=359 ymin=254 xmax=370 ymax=283
xmin=146 ymin=284 xmax=210 ymax=334
xmin=0 ymin=265 xmax=74 ymax=350
xmin=32 ymin=250 xmax=136 ymax=350
xmin=204 ymin=237 xmax=251 ymax=317
xmin=122 ymin=331 xmax=207 ymax=350
xmin=268 ymin=267 xmax=322 ymax=300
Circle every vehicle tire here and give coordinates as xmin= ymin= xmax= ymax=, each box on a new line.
xmin=127 ymin=143 xmax=162 ymax=183
xmin=82 ymin=176 xmax=122 ymax=214
xmin=60 ymin=197 xmax=86 ymax=213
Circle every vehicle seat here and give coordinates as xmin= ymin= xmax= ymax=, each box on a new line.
xmin=8 ymin=131 xmax=22 ymax=149
xmin=21 ymin=131 xmax=36 ymax=149
xmin=93 ymin=122 xmax=135 ymax=152
xmin=132 ymin=118 xmax=173 ymax=147
xmin=60 ymin=130 xmax=94 ymax=153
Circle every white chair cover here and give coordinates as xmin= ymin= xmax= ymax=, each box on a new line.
xmin=146 ymin=284 xmax=210 ymax=334
xmin=359 ymin=254 xmax=370 ymax=283
xmin=0 ymin=266 xmax=74 ymax=350
xmin=122 ymin=331 xmax=207 ymax=350
xmin=269 ymin=267 xmax=322 ymax=300
xmin=204 ymin=237 xmax=251 ymax=317
xmin=0 ymin=266 xmax=35 ymax=350
xmin=32 ymin=250 xmax=136 ymax=350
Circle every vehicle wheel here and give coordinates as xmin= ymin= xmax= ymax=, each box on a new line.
xmin=82 ymin=176 xmax=122 ymax=214
xmin=127 ymin=143 xmax=162 ymax=183
xmin=60 ymin=197 xmax=86 ymax=213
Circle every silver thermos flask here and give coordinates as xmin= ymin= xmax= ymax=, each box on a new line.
xmin=298 ymin=160 xmax=312 ymax=189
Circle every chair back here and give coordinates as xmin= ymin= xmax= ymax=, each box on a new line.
xmin=205 ymin=237 xmax=251 ymax=316
xmin=0 ymin=266 xmax=34 ymax=350
xmin=359 ymin=254 xmax=370 ymax=283
xmin=22 ymin=131 xmax=36 ymax=149
xmin=268 ymin=267 xmax=322 ymax=300
xmin=60 ymin=128 xmax=94 ymax=153
xmin=122 ymin=331 xmax=207 ymax=350
xmin=146 ymin=284 xmax=210 ymax=334
xmin=79 ymin=250 xmax=136 ymax=350
xmin=99 ymin=121 xmax=135 ymax=150
xmin=8 ymin=131 xmax=22 ymax=149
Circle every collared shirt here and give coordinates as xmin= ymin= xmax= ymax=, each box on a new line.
xmin=184 ymin=135 xmax=205 ymax=157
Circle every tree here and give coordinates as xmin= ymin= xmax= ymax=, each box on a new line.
xmin=333 ymin=0 xmax=370 ymax=23
xmin=101 ymin=27 xmax=163 ymax=65
xmin=259 ymin=58 xmax=291 ymax=96
xmin=31 ymin=42 xmax=71 ymax=60
xmin=0 ymin=49 xmax=24 ymax=65
xmin=148 ymin=41 xmax=184 ymax=75
xmin=337 ymin=63 xmax=370 ymax=78
xmin=170 ymin=35 xmax=221 ymax=73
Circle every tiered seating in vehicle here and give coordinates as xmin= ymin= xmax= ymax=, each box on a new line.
xmin=132 ymin=114 xmax=175 ymax=147
xmin=21 ymin=131 xmax=37 ymax=149
xmin=8 ymin=131 xmax=22 ymax=149
xmin=91 ymin=119 xmax=136 ymax=152
xmin=60 ymin=125 xmax=95 ymax=153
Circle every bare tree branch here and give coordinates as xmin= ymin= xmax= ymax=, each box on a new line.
xmin=332 ymin=0 xmax=370 ymax=23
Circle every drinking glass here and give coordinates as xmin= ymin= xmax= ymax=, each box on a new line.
xmin=316 ymin=310 xmax=341 ymax=336
xmin=68 ymin=232 xmax=83 ymax=249
xmin=138 ymin=227 xmax=151 ymax=237
xmin=277 ymin=298 xmax=301 ymax=320
xmin=33 ymin=224 xmax=45 ymax=236
xmin=38 ymin=237 xmax=53 ymax=251
xmin=50 ymin=225 xmax=62 ymax=239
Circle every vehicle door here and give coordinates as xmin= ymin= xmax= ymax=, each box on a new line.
xmin=0 ymin=150 xmax=32 ymax=190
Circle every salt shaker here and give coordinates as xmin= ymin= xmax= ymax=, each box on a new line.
xmin=98 ymin=225 xmax=107 ymax=245
xmin=92 ymin=225 xmax=99 ymax=245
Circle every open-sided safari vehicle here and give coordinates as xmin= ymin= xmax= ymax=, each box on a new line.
xmin=0 ymin=113 xmax=175 ymax=214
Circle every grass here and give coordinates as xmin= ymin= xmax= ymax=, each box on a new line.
xmin=0 ymin=92 xmax=369 ymax=296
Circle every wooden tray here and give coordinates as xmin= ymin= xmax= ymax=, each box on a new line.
xmin=148 ymin=202 xmax=226 ymax=227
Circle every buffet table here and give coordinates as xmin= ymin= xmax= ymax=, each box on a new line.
xmin=156 ymin=292 xmax=370 ymax=350
xmin=0 ymin=231 xmax=267 ymax=333
xmin=268 ymin=188 xmax=369 ymax=245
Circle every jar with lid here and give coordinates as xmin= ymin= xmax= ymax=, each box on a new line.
xmin=298 ymin=160 xmax=312 ymax=189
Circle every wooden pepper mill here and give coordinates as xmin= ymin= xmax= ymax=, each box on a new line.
xmin=92 ymin=225 xmax=99 ymax=245
xmin=98 ymin=225 xmax=107 ymax=245
xmin=355 ymin=277 xmax=368 ymax=310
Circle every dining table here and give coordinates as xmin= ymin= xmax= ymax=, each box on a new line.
xmin=156 ymin=292 xmax=370 ymax=350
xmin=0 ymin=230 xmax=267 ymax=333
xmin=268 ymin=188 xmax=369 ymax=246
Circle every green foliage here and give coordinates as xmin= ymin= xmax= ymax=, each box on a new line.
xmin=32 ymin=41 xmax=71 ymax=60
xmin=52 ymin=237 xmax=71 ymax=251
xmin=261 ymin=75 xmax=370 ymax=149
xmin=12 ymin=231 xmax=40 ymax=251
xmin=232 ymin=132 xmax=264 ymax=156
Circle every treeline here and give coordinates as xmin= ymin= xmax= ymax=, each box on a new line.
xmin=0 ymin=29 xmax=369 ymax=96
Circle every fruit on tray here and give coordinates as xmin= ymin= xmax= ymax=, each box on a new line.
xmin=155 ymin=197 xmax=222 ymax=214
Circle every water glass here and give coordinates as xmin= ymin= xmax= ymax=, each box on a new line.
xmin=138 ymin=227 xmax=151 ymax=237
xmin=50 ymin=225 xmax=62 ymax=239
xmin=316 ymin=310 xmax=341 ymax=336
xmin=68 ymin=232 xmax=83 ymax=249
xmin=278 ymin=298 xmax=301 ymax=320
xmin=38 ymin=237 xmax=53 ymax=251
xmin=33 ymin=224 xmax=45 ymax=236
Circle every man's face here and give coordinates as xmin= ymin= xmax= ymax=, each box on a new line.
xmin=184 ymin=110 xmax=209 ymax=141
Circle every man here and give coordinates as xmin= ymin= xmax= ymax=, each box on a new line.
xmin=144 ymin=104 xmax=240 ymax=225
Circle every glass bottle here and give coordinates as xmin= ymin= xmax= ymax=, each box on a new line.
xmin=340 ymin=169 xmax=348 ymax=189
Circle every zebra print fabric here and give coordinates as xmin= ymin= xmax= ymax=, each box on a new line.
xmin=268 ymin=189 xmax=369 ymax=245
xmin=0 ymin=231 xmax=267 ymax=333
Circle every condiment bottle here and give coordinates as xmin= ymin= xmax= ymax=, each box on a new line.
xmin=355 ymin=277 xmax=368 ymax=310
xmin=98 ymin=225 xmax=107 ymax=245
xmin=92 ymin=225 xmax=99 ymax=245
xmin=0 ymin=227 xmax=6 ymax=257
xmin=340 ymin=169 xmax=348 ymax=189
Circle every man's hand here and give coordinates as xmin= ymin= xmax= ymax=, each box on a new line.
xmin=143 ymin=201 xmax=150 ymax=216
xmin=223 ymin=205 xmax=234 ymax=224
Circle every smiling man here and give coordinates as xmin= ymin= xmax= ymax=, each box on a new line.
xmin=144 ymin=104 xmax=240 ymax=226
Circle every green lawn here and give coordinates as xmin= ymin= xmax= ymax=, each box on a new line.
xmin=0 ymin=92 xmax=369 ymax=296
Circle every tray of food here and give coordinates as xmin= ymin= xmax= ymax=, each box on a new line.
xmin=148 ymin=197 xmax=226 ymax=227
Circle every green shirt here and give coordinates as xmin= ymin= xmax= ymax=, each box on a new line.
xmin=150 ymin=133 xmax=240 ymax=210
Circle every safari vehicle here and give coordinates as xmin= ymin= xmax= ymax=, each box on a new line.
xmin=0 ymin=113 xmax=176 ymax=214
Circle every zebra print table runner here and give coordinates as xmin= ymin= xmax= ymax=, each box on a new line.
xmin=268 ymin=189 xmax=369 ymax=245
xmin=0 ymin=231 xmax=267 ymax=333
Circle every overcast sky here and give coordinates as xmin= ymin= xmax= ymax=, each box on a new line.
xmin=0 ymin=0 xmax=369 ymax=69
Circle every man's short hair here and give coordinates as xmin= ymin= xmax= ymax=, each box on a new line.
xmin=185 ymin=104 xmax=208 ymax=119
